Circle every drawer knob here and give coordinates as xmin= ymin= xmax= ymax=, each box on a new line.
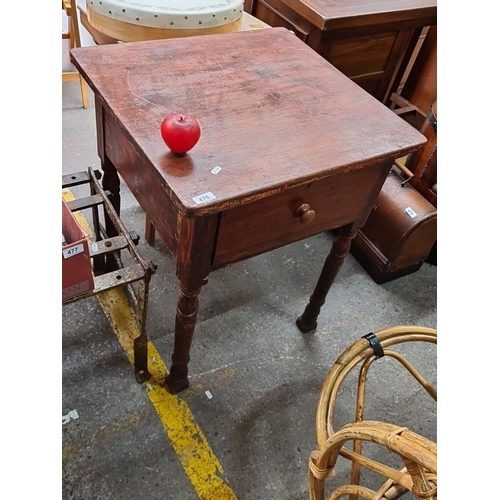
xmin=295 ymin=203 xmax=316 ymax=224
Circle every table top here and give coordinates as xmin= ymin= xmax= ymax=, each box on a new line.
xmin=71 ymin=27 xmax=425 ymax=217
xmin=284 ymin=0 xmax=437 ymax=30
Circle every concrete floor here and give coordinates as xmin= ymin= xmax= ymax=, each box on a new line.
xmin=62 ymin=47 xmax=437 ymax=500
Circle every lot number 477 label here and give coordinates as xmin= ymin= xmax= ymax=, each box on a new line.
xmin=62 ymin=243 xmax=84 ymax=259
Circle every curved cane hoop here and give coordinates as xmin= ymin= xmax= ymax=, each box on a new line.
xmin=310 ymin=326 xmax=437 ymax=500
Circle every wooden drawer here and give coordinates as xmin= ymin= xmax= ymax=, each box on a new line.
xmin=321 ymin=30 xmax=406 ymax=101
xmin=212 ymin=163 xmax=388 ymax=268
xmin=325 ymin=32 xmax=397 ymax=78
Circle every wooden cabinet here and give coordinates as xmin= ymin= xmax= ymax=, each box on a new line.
xmin=247 ymin=0 xmax=437 ymax=104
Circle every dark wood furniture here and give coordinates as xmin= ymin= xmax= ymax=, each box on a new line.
xmin=348 ymin=167 xmax=437 ymax=283
xmin=348 ymin=25 xmax=437 ymax=281
xmin=71 ymin=28 xmax=425 ymax=393
xmin=392 ymin=24 xmax=437 ymax=208
xmin=247 ymin=0 xmax=437 ymax=104
xmin=399 ymin=25 xmax=437 ymax=120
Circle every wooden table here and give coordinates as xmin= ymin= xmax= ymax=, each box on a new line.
xmin=247 ymin=0 xmax=437 ymax=104
xmin=71 ymin=27 xmax=425 ymax=393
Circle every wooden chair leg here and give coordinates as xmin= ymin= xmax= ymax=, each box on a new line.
xmin=67 ymin=0 xmax=89 ymax=109
xmin=145 ymin=216 xmax=156 ymax=245
xmin=78 ymin=76 xmax=89 ymax=108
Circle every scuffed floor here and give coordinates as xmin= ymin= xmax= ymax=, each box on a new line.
xmin=62 ymin=75 xmax=437 ymax=500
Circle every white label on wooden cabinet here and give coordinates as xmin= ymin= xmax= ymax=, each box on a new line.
xmin=405 ymin=207 xmax=417 ymax=218
xmin=62 ymin=243 xmax=84 ymax=259
xmin=193 ymin=192 xmax=216 ymax=204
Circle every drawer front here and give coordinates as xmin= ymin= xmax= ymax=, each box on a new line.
xmin=212 ymin=164 xmax=388 ymax=268
xmin=321 ymin=28 xmax=414 ymax=102
xmin=326 ymin=32 xmax=397 ymax=77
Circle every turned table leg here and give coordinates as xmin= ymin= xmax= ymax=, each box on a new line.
xmin=297 ymin=224 xmax=357 ymax=333
xmin=164 ymin=215 xmax=218 ymax=393
xmin=165 ymin=285 xmax=202 ymax=393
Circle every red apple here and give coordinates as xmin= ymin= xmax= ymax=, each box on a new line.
xmin=160 ymin=113 xmax=201 ymax=156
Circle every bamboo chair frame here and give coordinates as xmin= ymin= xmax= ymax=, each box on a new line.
xmin=309 ymin=325 xmax=437 ymax=500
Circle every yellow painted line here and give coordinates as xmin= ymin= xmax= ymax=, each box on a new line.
xmin=62 ymin=189 xmax=238 ymax=500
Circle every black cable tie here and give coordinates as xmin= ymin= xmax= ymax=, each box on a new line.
xmin=362 ymin=332 xmax=385 ymax=358
xmin=428 ymin=106 xmax=437 ymax=133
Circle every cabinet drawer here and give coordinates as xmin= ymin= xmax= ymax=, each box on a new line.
xmin=212 ymin=164 xmax=388 ymax=268
xmin=326 ymin=32 xmax=397 ymax=78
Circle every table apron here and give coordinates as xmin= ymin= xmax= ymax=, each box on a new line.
xmin=212 ymin=161 xmax=391 ymax=268
xmin=103 ymin=113 xmax=180 ymax=257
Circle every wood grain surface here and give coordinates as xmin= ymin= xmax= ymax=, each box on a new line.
xmin=71 ymin=27 xmax=425 ymax=217
xmin=273 ymin=0 xmax=437 ymax=29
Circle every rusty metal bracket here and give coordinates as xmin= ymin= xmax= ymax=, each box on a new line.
xmin=62 ymin=168 xmax=157 ymax=383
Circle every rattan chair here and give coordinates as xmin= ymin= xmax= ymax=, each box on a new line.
xmin=308 ymin=325 xmax=437 ymax=500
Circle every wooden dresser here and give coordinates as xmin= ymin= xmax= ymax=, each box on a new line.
xmin=246 ymin=0 xmax=437 ymax=104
